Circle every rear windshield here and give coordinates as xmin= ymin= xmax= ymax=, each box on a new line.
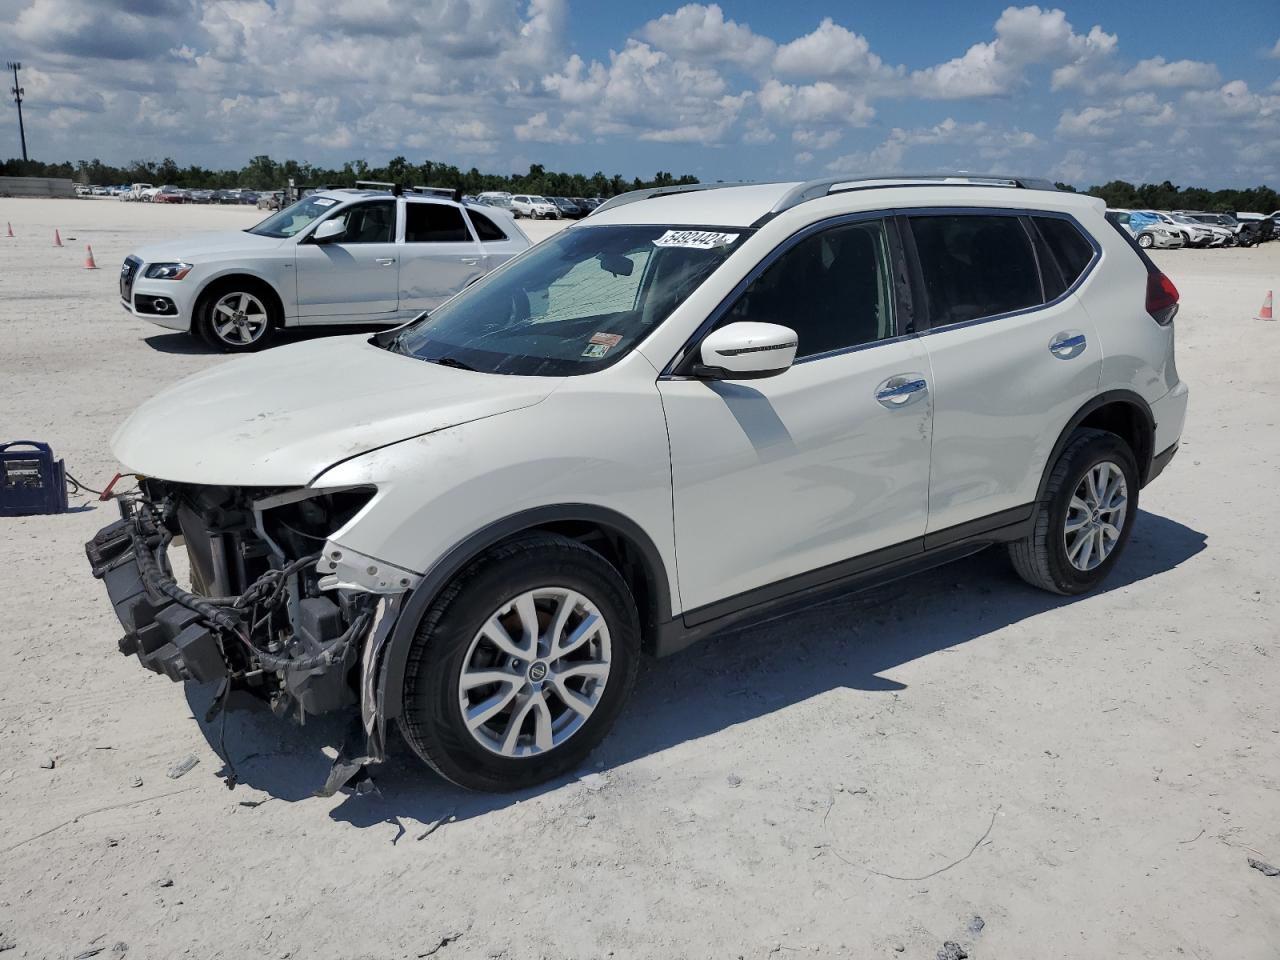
xmin=385 ymin=225 xmax=750 ymax=376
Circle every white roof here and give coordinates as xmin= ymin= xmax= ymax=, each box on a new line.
xmin=587 ymin=183 xmax=800 ymax=227
xmin=585 ymin=179 xmax=1100 ymax=228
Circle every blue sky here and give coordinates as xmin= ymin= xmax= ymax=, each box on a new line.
xmin=2 ymin=0 xmax=1278 ymax=187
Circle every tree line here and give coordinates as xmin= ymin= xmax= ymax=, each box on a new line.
xmin=0 ymin=154 xmax=700 ymax=198
xmin=1057 ymin=179 xmax=1278 ymax=214
xmin=3 ymin=154 xmax=1275 ymax=212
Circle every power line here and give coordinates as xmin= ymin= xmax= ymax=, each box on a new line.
xmin=7 ymin=61 xmax=28 ymax=162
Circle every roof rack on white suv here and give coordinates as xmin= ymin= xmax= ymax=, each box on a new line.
xmin=593 ymin=173 xmax=1061 ymax=219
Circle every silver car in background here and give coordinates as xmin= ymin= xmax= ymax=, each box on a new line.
xmin=118 ymin=187 xmax=530 ymax=351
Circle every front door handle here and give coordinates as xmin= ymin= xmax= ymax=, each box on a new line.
xmin=1049 ymin=331 xmax=1087 ymax=359
xmin=875 ymin=374 xmax=929 ymax=407
xmin=460 ymin=257 xmax=480 ymax=265
xmin=375 ymin=257 xmax=396 ymax=266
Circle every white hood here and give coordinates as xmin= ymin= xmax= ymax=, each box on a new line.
xmin=131 ymin=230 xmax=287 ymax=263
xmin=112 ymin=335 xmax=560 ymax=486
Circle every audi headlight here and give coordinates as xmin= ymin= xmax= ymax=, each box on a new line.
xmin=144 ymin=261 xmax=193 ymax=280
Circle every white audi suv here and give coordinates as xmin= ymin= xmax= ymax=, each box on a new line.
xmin=119 ymin=187 xmax=530 ymax=351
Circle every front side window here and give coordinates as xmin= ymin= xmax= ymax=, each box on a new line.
xmin=909 ymin=214 xmax=1040 ymax=326
xmin=387 ymin=225 xmax=749 ymax=376
xmin=405 ymin=202 xmax=470 ymax=243
xmin=720 ymin=219 xmax=897 ymax=358
xmin=320 ymin=200 xmax=397 ymax=244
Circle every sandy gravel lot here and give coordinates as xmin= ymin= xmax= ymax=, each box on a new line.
xmin=1 ymin=197 xmax=1278 ymax=959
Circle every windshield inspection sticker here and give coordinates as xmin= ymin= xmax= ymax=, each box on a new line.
xmin=311 ymin=197 xmax=338 ymax=206
xmin=652 ymin=230 xmax=739 ymax=249
xmin=582 ymin=332 xmax=623 ymax=359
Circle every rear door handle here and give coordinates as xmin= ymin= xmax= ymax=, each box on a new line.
xmin=1049 ymin=331 xmax=1087 ymax=358
xmin=460 ymin=257 xmax=480 ymax=265
xmin=375 ymin=257 xmax=396 ymax=265
xmin=875 ymin=374 xmax=929 ymax=407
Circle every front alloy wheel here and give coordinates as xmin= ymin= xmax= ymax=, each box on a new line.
xmin=459 ymin=588 xmax=612 ymax=758
xmin=211 ymin=291 xmax=269 ymax=346
xmin=399 ymin=533 xmax=640 ymax=791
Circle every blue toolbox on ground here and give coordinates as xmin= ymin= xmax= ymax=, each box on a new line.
xmin=0 ymin=441 xmax=69 ymax=516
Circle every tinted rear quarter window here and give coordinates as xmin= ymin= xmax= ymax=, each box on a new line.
xmin=909 ymin=214 xmax=1041 ymax=326
xmin=467 ymin=209 xmax=508 ymax=242
xmin=405 ymin=203 xmax=470 ymax=243
xmin=1035 ymin=216 xmax=1095 ymax=289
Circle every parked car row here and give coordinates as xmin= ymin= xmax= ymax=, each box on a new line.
xmin=73 ymin=183 xmax=264 ymax=204
xmin=1107 ymin=208 xmax=1278 ymax=249
xmin=467 ymin=191 xmax=603 ymax=219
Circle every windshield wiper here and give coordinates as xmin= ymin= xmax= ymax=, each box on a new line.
xmin=428 ymin=356 xmax=477 ymax=372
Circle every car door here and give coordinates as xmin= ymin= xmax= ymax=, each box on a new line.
xmin=294 ymin=198 xmax=400 ymax=320
xmin=658 ymin=216 xmax=934 ymax=614
xmin=397 ymin=200 xmax=485 ymax=315
xmin=906 ymin=210 xmax=1102 ymax=536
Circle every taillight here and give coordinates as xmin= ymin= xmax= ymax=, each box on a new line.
xmin=1146 ymin=269 xmax=1179 ymax=326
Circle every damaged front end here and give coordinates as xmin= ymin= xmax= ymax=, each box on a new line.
xmin=85 ymin=480 xmax=417 ymax=795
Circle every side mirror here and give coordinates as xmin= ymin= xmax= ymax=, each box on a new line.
xmin=694 ymin=321 xmax=797 ymax=380
xmin=310 ymin=219 xmax=346 ymax=244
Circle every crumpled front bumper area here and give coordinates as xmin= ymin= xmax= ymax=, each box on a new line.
xmin=86 ymin=513 xmax=230 ymax=684
xmin=85 ymin=490 xmax=391 ymax=795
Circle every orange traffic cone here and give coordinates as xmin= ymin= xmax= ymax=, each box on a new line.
xmin=1258 ymin=290 xmax=1274 ymax=321
xmin=53 ymin=228 xmax=63 ymax=247
xmin=5 ymin=222 xmax=12 ymax=238
xmin=84 ymin=245 xmax=98 ymax=270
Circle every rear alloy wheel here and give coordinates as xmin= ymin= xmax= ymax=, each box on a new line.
xmin=399 ymin=533 xmax=640 ymax=791
xmin=195 ymin=284 xmax=278 ymax=351
xmin=1009 ymin=428 xmax=1139 ymax=595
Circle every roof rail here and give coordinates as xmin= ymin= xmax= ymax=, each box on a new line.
xmin=591 ymin=181 xmax=761 ymax=217
xmin=410 ymin=185 xmax=464 ymax=202
xmin=767 ymin=173 xmax=1060 ymax=217
xmin=355 ymin=179 xmax=402 ymax=196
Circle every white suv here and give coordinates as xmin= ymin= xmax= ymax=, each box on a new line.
xmin=119 ymin=188 xmax=530 ymax=351
xmin=87 ymin=175 xmax=1188 ymax=793
xmin=510 ymin=194 xmax=560 ymax=219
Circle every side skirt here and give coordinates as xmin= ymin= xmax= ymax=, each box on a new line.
xmin=653 ymin=504 xmax=1034 ymax=657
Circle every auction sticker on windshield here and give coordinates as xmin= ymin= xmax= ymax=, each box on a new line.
xmin=582 ymin=332 xmax=623 ymax=358
xmin=653 ymin=230 xmax=739 ymax=249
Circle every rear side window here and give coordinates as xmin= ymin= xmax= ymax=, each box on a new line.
xmin=467 ymin=209 xmax=508 ymax=242
xmin=405 ymin=203 xmax=470 ymax=243
xmin=909 ymin=214 xmax=1040 ymax=326
xmin=1034 ymin=216 xmax=1095 ymax=289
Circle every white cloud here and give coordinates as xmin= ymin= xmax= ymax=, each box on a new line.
xmin=1054 ymin=54 xmax=1220 ymax=94
xmin=542 ymin=41 xmax=746 ymax=145
xmin=757 ymin=79 xmax=874 ymax=126
xmin=772 ymin=17 xmax=902 ymax=86
xmin=639 ymin=3 xmax=774 ymax=69
xmin=913 ymin=6 xmax=1116 ymax=98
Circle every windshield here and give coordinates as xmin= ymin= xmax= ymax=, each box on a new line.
xmin=386 ymin=224 xmax=750 ymax=376
xmin=247 ymin=195 xmax=344 ymax=238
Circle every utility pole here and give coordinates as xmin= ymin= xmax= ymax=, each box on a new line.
xmin=7 ymin=61 xmax=28 ymax=162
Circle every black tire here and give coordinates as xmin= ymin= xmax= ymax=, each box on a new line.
xmin=399 ymin=533 xmax=641 ymax=792
xmin=1009 ymin=428 xmax=1140 ymax=596
xmin=193 ymin=277 xmax=280 ymax=352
